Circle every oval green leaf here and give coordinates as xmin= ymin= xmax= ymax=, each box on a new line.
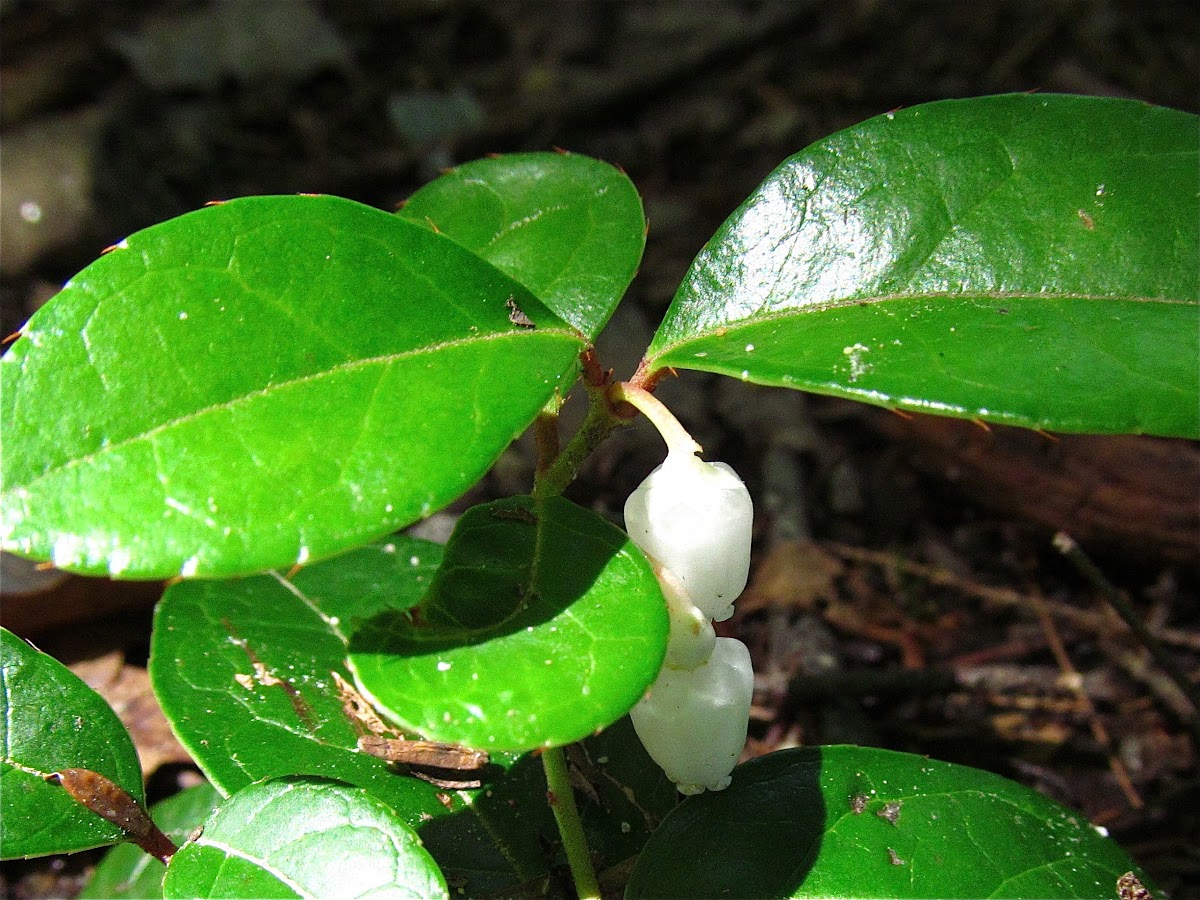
xmin=625 ymin=744 xmax=1154 ymax=899
xmin=398 ymin=151 xmax=646 ymax=338
xmin=648 ymin=95 xmax=1199 ymax=437
xmin=350 ymin=496 xmax=669 ymax=751
xmin=80 ymin=781 xmax=222 ymax=900
xmin=0 ymin=627 xmax=144 ymax=858
xmin=149 ymin=537 xmax=557 ymax=895
xmin=161 ymin=778 xmax=447 ymax=900
xmin=1 ymin=194 xmax=584 ymax=579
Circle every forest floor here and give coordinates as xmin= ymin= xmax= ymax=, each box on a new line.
xmin=2 ymin=1 xmax=1198 ymax=896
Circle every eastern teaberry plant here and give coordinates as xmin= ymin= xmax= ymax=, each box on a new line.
xmin=1 ymin=94 xmax=1195 ymax=899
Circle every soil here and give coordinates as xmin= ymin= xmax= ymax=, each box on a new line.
xmin=2 ymin=1 xmax=1198 ymax=897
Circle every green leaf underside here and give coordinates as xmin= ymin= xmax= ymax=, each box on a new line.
xmin=626 ymin=745 xmax=1152 ymax=899
xmin=80 ymin=781 xmax=222 ymax=900
xmin=1 ymin=194 xmax=583 ymax=579
xmin=0 ymin=627 xmax=144 ymax=859
xmin=161 ymin=778 xmax=447 ymax=900
xmin=150 ymin=537 xmax=556 ymax=895
xmin=350 ymin=496 xmax=669 ymax=751
xmin=398 ymin=151 xmax=646 ymax=338
xmin=649 ymin=95 xmax=1199 ymax=437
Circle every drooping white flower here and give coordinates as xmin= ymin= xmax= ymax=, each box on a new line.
xmin=613 ymin=383 xmax=755 ymax=793
xmin=629 ymin=637 xmax=754 ymax=794
xmin=624 ymin=451 xmax=753 ymax=622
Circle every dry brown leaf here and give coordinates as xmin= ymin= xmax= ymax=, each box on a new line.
xmin=737 ymin=540 xmax=843 ymax=615
xmin=70 ymin=652 xmax=191 ymax=779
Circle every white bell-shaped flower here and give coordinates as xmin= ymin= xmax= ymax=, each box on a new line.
xmin=624 ymin=452 xmax=753 ymax=622
xmin=629 ymin=637 xmax=754 ymax=794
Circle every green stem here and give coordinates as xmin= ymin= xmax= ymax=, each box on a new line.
xmin=533 ymin=383 xmax=625 ymax=499
xmin=542 ymin=746 xmax=601 ymax=900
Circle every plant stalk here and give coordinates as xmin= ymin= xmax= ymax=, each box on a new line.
xmin=542 ymin=746 xmax=601 ymax=900
xmin=609 ymin=382 xmax=702 ymax=456
xmin=533 ymin=383 xmax=626 ymax=499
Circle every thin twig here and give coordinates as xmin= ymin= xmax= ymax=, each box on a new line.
xmin=822 ymin=541 xmax=1200 ymax=651
xmin=1053 ymin=532 xmax=1200 ymax=745
xmin=1027 ymin=592 xmax=1143 ymax=809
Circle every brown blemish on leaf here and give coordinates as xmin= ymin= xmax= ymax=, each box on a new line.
xmin=332 ymin=670 xmax=393 ymax=737
xmin=506 ymin=295 xmax=537 ymax=329
xmin=358 ymin=734 xmax=490 ymax=789
xmin=1117 ymin=872 xmax=1153 ymax=900
xmin=850 ymin=792 xmax=869 ymax=814
xmin=887 ymin=847 xmax=905 ymax=866
xmin=221 ymin=618 xmax=316 ymax=732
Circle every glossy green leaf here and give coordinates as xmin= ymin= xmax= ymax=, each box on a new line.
xmin=80 ymin=781 xmax=222 ymax=900
xmin=626 ymin=745 xmax=1153 ymax=899
xmin=350 ymin=496 xmax=669 ymax=751
xmin=161 ymin=778 xmax=446 ymax=899
xmin=1 ymin=194 xmax=584 ymax=579
xmin=398 ymin=151 xmax=646 ymax=338
xmin=149 ymin=536 xmax=552 ymax=895
xmin=0 ymin=627 xmax=143 ymax=858
xmin=648 ymin=95 xmax=1199 ymax=437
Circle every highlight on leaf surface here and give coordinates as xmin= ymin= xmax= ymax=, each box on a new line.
xmin=648 ymin=94 xmax=1199 ymax=437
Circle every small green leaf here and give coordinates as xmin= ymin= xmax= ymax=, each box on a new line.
xmin=350 ymin=496 xmax=669 ymax=751
xmin=398 ymin=151 xmax=646 ymax=338
xmin=649 ymin=95 xmax=1199 ymax=437
xmin=161 ymin=778 xmax=447 ymax=900
xmin=80 ymin=781 xmax=222 ymax=900
xmin=625 ymin=745 xmax=1154 ymax=899
xmin=1 ymin=194 xmax=584 ymax=579
xmin=150 ymin=537 xmax=558 ymax=895
xmin=0 ymin=627 xmax=144 ymax=858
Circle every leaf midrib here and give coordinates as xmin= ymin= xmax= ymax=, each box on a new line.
xmin=653 ymin=289 xmax=1197 ymax=358
xmin=5 ymin=327 xmax=580 ymax=498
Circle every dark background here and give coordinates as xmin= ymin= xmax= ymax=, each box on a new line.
xmin=2 ymin=1 xmax=1198 ymax=896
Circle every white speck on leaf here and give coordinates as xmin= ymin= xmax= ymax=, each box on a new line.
xmin=842 ymin=343 xmax=872 ymax=382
